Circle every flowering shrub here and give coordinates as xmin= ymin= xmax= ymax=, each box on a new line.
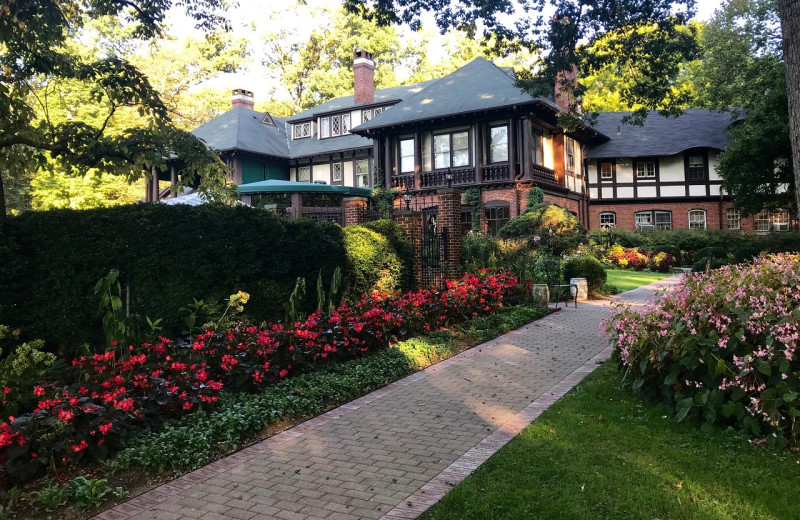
xmin=604 ymin=245 xmax=649 ymax=270
xmin=647 ymin=251 xmax=676 ymax=273
xmin=605 ymin=254 xmax=800 ymax=446
xmin=0 ymin=269 xmax=519 ymax=485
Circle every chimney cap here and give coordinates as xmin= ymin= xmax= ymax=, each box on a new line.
xmin=354 ymin=48 xmax=374 ymax=62
xmin=232 ymin=88 xmax=254 ymax=98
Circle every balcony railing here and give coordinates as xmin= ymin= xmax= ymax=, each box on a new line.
xmin=482 ymin=164 xmax=511 ymax=182
xmin=392 ymin=174 xmax=415 ymax=190
xmin=419 ymin=167 xmax=475 ymax=188
xmin=531 ymin=163 xmax=559 ymax=187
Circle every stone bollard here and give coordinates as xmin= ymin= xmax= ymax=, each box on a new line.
xmin=570 ymin=278 xmax=588 ymax=301
xmin=531 ymin=284 xmax=550 ymax=306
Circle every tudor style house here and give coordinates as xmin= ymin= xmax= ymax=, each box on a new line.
xmin=169 ymin=50 xmax=793 ymax=234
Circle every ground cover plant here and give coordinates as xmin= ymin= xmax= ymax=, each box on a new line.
xmin=606 ymin=253 xmax=800 ymax=446
xmin=0 ymin=270 xmax=522 ymax=487
xmin=422 ymin=362 xmax=800 ymax=520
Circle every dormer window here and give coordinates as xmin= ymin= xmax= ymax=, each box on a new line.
xmin=319 ymin=114 xmax=351 ymax=139
xmin=293 ymin=122 xmax=311 ymax=139
xmin=320 ymin=118 xmax=330 ymax=138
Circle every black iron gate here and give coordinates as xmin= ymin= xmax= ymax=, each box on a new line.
xmin=421 ymin=228 xmax=447 ymax=288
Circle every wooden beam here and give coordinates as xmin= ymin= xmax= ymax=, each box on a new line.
xmin=522 ymin=117 xmax=532 ymax=180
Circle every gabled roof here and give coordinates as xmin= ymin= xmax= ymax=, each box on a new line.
xmin=351 ymin=57 xmax=562 ymax=133
xmin=585 ymin=109 xmax=740 ymax=159
xmin=286 ymin=81 xmax=436 ymax=122
xmin=192 ymin=106 xmax=290 ymax=158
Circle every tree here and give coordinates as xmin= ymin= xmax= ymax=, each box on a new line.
xmin=345 ymin=0 xmax=701 ymax=126
xmin=777 ymin=0 xmax=800 ymax=218
xmin=0 ymin=0 xmax=232 ymax=218
xmin=699 ymin=0 xmax=794 ymax=215
xmin=263 ymin=4 xmax=421 ymax=112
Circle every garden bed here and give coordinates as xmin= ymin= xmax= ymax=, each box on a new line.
xmin=0 ymin=271 xmax=546 ymax=519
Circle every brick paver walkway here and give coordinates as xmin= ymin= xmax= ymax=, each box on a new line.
xmin=95 ymin=276 xmax=680 ymax=520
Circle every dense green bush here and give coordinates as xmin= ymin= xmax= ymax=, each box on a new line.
xmin=499 ymin=203 xmax=587 ymax=255
xmin=562 ymin=256 xmax=607 ymax=293
xmin=0 ymin=205 xmax=350 ymax=352
xmin=461 ymin=233 xmax=554 ymax=285
xmin=342 ymin=225 xmax=406 ymax=299
xmin=360 ymin=219 xmax=413 ymax=290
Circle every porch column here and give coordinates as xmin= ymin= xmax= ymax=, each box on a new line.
xmin=394 ymin=210 xmax=423 ymax=288
xmin=508 ymin=117 xmax=517 ymax=178
xmin=170 ymin=165 xmax=178 ymax=198
xmin=474 ymin=123 xmax=483 ymax=184
xmin=151 ymin=166 xmax=159 ymax=202
xmin=290 ymin=192 xmax=303 ymax=219
xmin=522 ymin=117 xmax=532 ymax=179
xmin=436 ymin=188 xmax=464 ymax=280
xmin=384 ymin=137 xmax=392 ymax=189
xmin=414 ymin=131 xmax=422 ymax=190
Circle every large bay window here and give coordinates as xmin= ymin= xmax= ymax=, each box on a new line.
xmin=433 ymin=130 xmax=469 ymax=169
xmin=489 ymin=125 xmax=508 ymax=163
xmin=688 ymin=209 xmax=707 ymax=229
xmin=399 ymin=138 xmax=415 ymax=173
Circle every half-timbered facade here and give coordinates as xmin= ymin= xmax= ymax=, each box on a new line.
xmin=175 ymin=51 xmax=793 ymax=233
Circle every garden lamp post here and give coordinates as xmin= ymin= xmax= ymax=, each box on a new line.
xmin=403 ymin=189 xmax=413 ymax=211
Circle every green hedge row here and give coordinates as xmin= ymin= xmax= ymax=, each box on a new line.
xmin=0 ymin=205 xmax=411 ymax=353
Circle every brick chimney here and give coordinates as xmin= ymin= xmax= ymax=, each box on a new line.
xmin=554 ymin=64 xmax=578 ymax=112
xmin=353 ymin=49 xmax=375 ymax=105
xmin=231 ymin=88 xmax=255 ymax=109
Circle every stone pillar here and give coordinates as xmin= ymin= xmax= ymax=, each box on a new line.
xmin=290 ymin=193 xmax=303 ymax=219
xmin=436 ymin=188 xmax=463 ymax=280
xmin=342 ymin=196 xmax=368 ymax=226
xmin=394 ymin=210 xmax=423 ymax=287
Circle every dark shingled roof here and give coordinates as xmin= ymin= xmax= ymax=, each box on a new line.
xmin=585 ymin=109 xmax=739 ymax=159
xmin=287 ymin=133 xmax=374 ymax=157
xmin=286 ymin=80 xmax=436 ymax=122
xmin=192 ymin=106 xmax=290 ymax=158
xmin=352 ymin=57 xmax=562 ymax=133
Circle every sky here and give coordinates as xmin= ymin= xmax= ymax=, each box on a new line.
xmin=164 ymin=0 xmax=727 ymax=105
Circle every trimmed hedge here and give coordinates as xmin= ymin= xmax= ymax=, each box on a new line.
xmin=0 ymin=207 xmax=410 ymax=353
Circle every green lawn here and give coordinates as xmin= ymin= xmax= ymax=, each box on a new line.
xmin=423 ymin=363 xmax=800 ymax=520
xmin=606 ymin=269 xmax=673 ymax=292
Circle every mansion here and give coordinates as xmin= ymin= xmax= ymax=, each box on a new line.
xmin=165 ymin=50 xmax=793 ymax=234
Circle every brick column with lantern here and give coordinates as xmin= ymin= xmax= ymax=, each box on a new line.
xmin=342 ymin=197 xmax=368 ymax=226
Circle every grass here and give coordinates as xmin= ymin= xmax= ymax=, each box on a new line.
xmin=606 ymin=269 xmax=672 ymax=292
xmin=423 ymin=362 xmax=800 ymax=520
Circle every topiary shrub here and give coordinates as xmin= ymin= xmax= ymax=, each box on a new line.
xmin=562 ymin=256 xmax=607 ymax=294
xmin=526 ymin=187 xmax=545 ymax=209
xmin=499 ymin=203 xmax=587 ymax=255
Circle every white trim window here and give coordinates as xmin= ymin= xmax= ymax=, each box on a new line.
xmin=356 ymin=159 xmax=370 ymax=187
xmin=635 ymin=161 xmax=656 ymax=178
xmin=297 ymin=165 xmax=311 ymax=183
xmin=293 ymin=122 xmax=311 ymax=139
xmin=773 ymin=210 xmax=790 ymax=231
xmin=636 ymin=210 xmax=671 ymax=230
xmin=433 ymin=131 xmax=469 ymax=169
xmin=331 ymin=115 xmax=341 ymax=137
xmin=362 ymin=109 xmax=372 ymax=122
xmin=655 ymin=211 xmax=672 ymax=230
xmin=599 ymin=212 xmax=616 ymax=227
xmin=726 ymin=208 xmax=741 ymax=230
xmin=320 ymin=117 xmax=330 ymax=139
xmin=600 ymin=162 xmax=613 ymax=180
xmin=755 ymin=211 xmax=770 ymax=232
xmin=342 ymin=113 xmax=351 ymax=134
xmin=400 ymin=138 xmax=415 ymax=173
xmin=688 ymin=209 xmax=707 ymax=229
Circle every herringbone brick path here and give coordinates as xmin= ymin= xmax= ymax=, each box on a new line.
xmin=95 ymin=277 xmax=679 ymax=520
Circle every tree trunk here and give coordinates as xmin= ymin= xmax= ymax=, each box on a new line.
xmin=778 ymin=0 xmax=800 ymax=219
xmin=0 ymin=170 xmax=6 ymax=220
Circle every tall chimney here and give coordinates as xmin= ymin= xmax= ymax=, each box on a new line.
xmin=554 ymin=64 xmax=578 ymax=112
xmin=353 ymin=49 xmax=375 ymax=105
xmin=232 ymin=88 xmax=255 ymax=109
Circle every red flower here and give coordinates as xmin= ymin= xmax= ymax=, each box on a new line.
xmin=33 ymin=385 xmax=45 ymax=397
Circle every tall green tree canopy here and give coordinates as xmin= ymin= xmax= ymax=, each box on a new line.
xmin=0 ymin=0 xmax=233 ymax=217
xmin=345 ymin=0 xmax=701 ymax=125
xmin=700 ymin=0 xmax=794 ymax=215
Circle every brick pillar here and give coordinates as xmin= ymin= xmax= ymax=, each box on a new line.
xmin=394 ymin=210 xmax=423 ymax=288
xmin=437 ymin=188 xmax=463 ymax=280
xmin=342 ymin=197 xmax=368 ymax=226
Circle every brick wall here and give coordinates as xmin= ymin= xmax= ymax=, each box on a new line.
xmin=437 ymin=189 xmax=463 ymax=280
xmin=588 ymin=200 xmax=759 ymax=231
xmin=342 ymin=197 xmax=368 ymax=226
xmin=394 ymin=211 xmax=423 ymax=287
